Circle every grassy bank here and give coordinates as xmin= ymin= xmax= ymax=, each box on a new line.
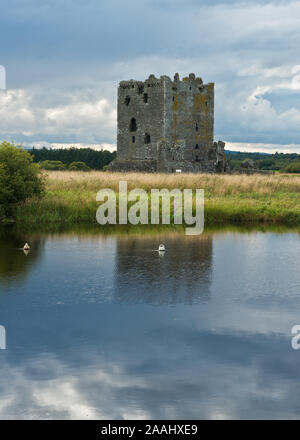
xmin=12 ymin=171 xmax=300 ymax=229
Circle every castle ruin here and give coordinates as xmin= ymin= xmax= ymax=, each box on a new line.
xmin=109 ymin=73 xmax=228 ymax=173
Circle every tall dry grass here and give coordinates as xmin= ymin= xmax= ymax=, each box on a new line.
xmin=13 ymin=171 xmax=300 ymax=229
xmin=44 ymin=170 xmax=300 ymax=194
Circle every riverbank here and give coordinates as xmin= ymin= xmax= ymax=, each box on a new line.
xmin=12 ymin=171 xmax=300 ymax=230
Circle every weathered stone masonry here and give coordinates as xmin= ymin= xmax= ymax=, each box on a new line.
xmin=109 ymin=73 xmax=229 ymax=173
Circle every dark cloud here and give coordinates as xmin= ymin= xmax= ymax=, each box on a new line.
xmin=1 ymin=0 xmax=300 ymax=150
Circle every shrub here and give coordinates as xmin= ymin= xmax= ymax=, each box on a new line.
xmin=68 ymin=161 xmax=91 ymax=171
xmin=257 ymin=159 xmax=275 ymax=170
xmin=0 ymin=142 xmax=45 ymax=219
xmin=39 ymin=160 xmax=67 ymax=170
xmin=281 ymin=162 xmax=300 ymax=173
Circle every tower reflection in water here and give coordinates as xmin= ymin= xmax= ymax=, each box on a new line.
xmin=114 ymin=234 xmax=213 ymax=305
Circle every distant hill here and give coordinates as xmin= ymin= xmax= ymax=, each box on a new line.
xmin=226 ymin=150 xmax=272 ymax=156
xmin=225 ymin=150 xmax=300 ymax=172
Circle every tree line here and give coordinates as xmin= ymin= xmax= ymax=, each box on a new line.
xmin=226 ymin=151 xmax=300 ymax=173
xmin=27 ymin=147 xmax=300 ymax=173
xmin=28 ymin=147 xmax=116 ymax=170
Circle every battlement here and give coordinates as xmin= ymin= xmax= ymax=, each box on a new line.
xmin=119 ymin=73 xmax=212 ymax=94
xmin=110 ymin=73 xmax=227 ymax=173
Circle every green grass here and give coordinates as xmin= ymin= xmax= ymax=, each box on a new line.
xmin=11 ymin=170 xmax=300 ymax=231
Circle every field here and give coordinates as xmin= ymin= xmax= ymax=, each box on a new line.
xmin=13 ymin=170 xmax=300 ymax=230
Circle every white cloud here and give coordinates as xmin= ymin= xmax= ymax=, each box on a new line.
xmin=0 ymin=87 xmax=117 ymax=145
xmin=45 ymin=99 xmax=116 ymax=130
xmin=2 ymin=1 xmax=300 ymax=150
xmin=0 ymin=89 xmax=35 ymax=129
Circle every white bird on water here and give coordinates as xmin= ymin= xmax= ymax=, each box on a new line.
xmin=158 ymin=244 xmax=166 ymax=252
xmin=23 ymin=243 xmax=30 ymax=251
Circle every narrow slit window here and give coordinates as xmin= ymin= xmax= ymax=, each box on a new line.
xmin=144 ymin=133 xmax=151 ymax=144
xmin=143 ymin=93 xmax=148 ymax=103
xmin=195 ymin=155 xmax=199 ymax=162
xmin=195 ymin=144 xmax=199 ymax=149
xmin=132 ymin=136 xmax=135 ymax=143
xmin=195 ymin=122 xmax=198 ymax=131
xmin=130 ymin=118 xmax=137 ymax=132
xmin=125 ymin=96 xmax=130 ymax=106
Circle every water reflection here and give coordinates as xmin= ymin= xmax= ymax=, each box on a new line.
xmin=0 ymin=229 xmax=45 ymax=290
xmin=0 ymin=330 xmax=296 ymax=420
xmin=114 ymin=235 xmax=212 ymax=304
xmin=0 ymin=230 xmax=300 ymax=419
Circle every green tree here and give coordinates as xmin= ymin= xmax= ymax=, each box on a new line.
xmin=68 ymin=161 xmax=91 ymax=171
xmin=0 ymin=142 xmax=45 ymax=220
xmin=39 ymin=160 xmax=67 ymax=170
xmin=28 ymin=146 xmax=116 ymax=170
xmin=281 ymin=162 xmax=300 ymax=173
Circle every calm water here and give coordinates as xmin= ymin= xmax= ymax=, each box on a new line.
xmin=1 ymin=229 xmax=300 ymax=419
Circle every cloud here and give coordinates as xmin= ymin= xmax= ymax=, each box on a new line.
xmin=1 ymin=231 xmax=300 ymax=419
xmin=226 ymin=142 xmax=300 ymax=154
xmin=0 ymin=87 xmax=117 ymax=145
xmin=0 ymin=328 xmax=298 ymax=419
xmin=1 ymin=0 xmax=300 ymax=150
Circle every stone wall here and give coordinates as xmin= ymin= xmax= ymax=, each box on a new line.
xmin=164 ymin=73 xmax=214 ymax=162
xmin=156 ymin=139 xmax=228 ymax=173
xmin=108 ymin=159 xmax=157 ymax=173
xmin=110 ymin=73 xmax=229 ymax=173
xmin=117 ymin=75 xmax=164 ymax=161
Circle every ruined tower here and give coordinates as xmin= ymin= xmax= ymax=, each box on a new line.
xmin=109 ymin=73 xmax=228 ymax=173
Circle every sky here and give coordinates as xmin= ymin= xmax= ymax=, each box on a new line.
xmin=0 ymin=0 xmax=300 ymax=153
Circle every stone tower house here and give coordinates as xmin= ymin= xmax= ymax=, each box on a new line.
xmin=109 ymin=73 xmax=228 ymax=173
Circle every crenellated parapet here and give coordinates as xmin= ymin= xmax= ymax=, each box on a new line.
xmin=109 ymin=73 xmax=228 ymax=173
